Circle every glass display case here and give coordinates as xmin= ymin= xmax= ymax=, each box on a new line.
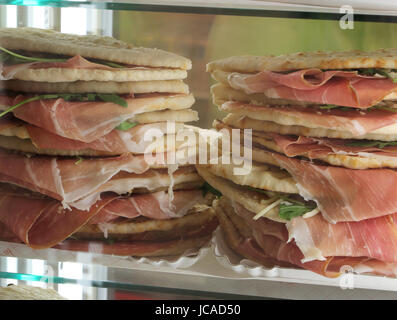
xmin=1 ymin=0 xmax=397 ymax=300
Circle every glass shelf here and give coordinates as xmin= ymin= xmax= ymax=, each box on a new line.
xmin=2 ymin=242 xmax=397 ymax=300
xmin=0 ymin=0 xmax=397 ymax=21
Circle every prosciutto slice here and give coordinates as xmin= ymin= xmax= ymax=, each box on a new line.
xmin=272 ymin=153 xmax=397 ymax=222
xmin=0 ymin=93 xmax=189 ymax=143
xmin=0 ymin=55 xmax=146 ymax=80
xmin=0 ymin=148 xmax=155 ymax=210
xmin=267 ymin=132 xmax=397 ymax=159
xmin=222 ymin=101 xmax=397 ymax=136
xmin=26 ymin=122 xmax=184 ymax=154
xmin=0 ymin=185 xmax=205 ymax=249
xmin=287 ymin=214 xmax=397 ymax=263
xmin=227 ymin=69 xmax=397 ymax=109
xmin=89 ymin=189 xmax=206 ymax=224
xmin=224 ymin=200 xmax=397 ymax=278
xmin=252 ymin=232 xmax=397 ymax=278
xmin=233 ymin=199 xmax=397 ymax=263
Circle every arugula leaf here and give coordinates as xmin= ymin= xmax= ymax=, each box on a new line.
xmin=0 ymin=46 xmax=66 ymax=63
xmin=201 ymin=182 xmax=222 ymax=198
xmin=97 ymin=94 xmax=128 ymax=108
xmin=358 ymin=68 xmax=389 ymax=77
xmin=279 ymin=200 xmax=316 ymax=221
xmin=115 ymin=121 xmax=138 ymax=131
xmin=318 ymin=105 xmax=353 ymax=111
xmin=358 ymin=68 xmax=397 ymax=83
xmin=372 ymin=105 xmax=397 ymax=113
xmin=345 ymin=140 xmax=397 ymax=149
xmin=319 ymin=104 xmax=338 ymax=109
xmin=105 ymin=239 xmax=115 ymax=245
xmin=0 ymin=93 xmax=127 ymax=118
xmin=243 ymin=186 xmax=317 ymax=221
xmin=318 ymin=104 xmax=397 ymax=113
xmin=91 ymin=59 xmax=126 ymax=69
xmin=74 ymin=157 xmax=83 ymax=165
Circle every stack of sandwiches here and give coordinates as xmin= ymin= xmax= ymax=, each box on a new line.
xmin=0 ymin=27 xmax=217 ymax=257
xmin=199 ymin=49 xmax=397 ymax=277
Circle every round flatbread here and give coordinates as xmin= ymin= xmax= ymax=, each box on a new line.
xmin=74 ymin=204 xmax=216 ymax=241
xmin=210 ymin=82 xmax=314 ymax=107
xmin=216 ymin=117 xmax=397 ymax=169
xmin=9 ymin=67 xmax=188 ymax=83
xmin=207 ymin=48 xmax=397 ymax=73
xmin=221 ymin=105 xmax=397 ymax=141
xmin=196 ymin=166 xmax=283 ymax=220
xmin=0 ymin=27 xmax=191 ymax=69
xmin=1 ymin=79 xmax=189 ymax=94
xmin=201 ymin=160 xmax=298 ymax=194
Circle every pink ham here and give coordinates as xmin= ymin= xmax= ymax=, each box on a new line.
xmin=0 ymin=184 xmax=206 ymax=250
xmin=228 ymin=69 xmax=397 ymax=108
xmin=89 ymin=189 xmax=207 ymax=224
xmin=0 ymin=92 xmax=186 ymax=143
xmin=228 ymin=201 xmax=397 ymax=277
xmin=287 ymin=214 xmax=397 ymax=263
xmin=26 ymin=122 xmax=181 ymax=154
xmin=0 ymin=148 xmax=150 ymax=210
xmin=54 ymin=216 xmax=218 ymax=257
xmin=222 ymin=101 xmax=397 ymax=136
xmin=267 ymin=132 xmax=397 ymax=159
xmin=251 ymin=232 xmax=397 ymax=278
xmin=0 ymin=183 xmax=116 ymax=249
xmin=0 ymin=117 xmax=183 ymax=154
xmin=0 ymin=55 xmax=146 ymax=79
xmin=272 ymin=152 xmax=397 ymax=222
xmin=0 ymin=148 xmax=198 ymax=211
xmin=233 ymin=199 xmax=397 ymax=263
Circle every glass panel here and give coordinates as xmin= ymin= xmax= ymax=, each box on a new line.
xmin=0 ymin=0 xmax=397 ymax=17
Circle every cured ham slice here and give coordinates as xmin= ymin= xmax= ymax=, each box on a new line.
xmin=0 ymin=185 xmax=206 ymax=249
xmin=0 ymin=186 xmax=116 ymax=249
xmin=0 ymin=55 xmax=147 ymax=80
xmin=272 ymin=153 xmax=397 ymax=222
xmin=252 ymin=232 xmax=397 ymax=278
xmin=219 ymin=198 xmax=397 ymax=278
xmin=0 ymin=93 xmax=192 ymax=143
xmin=222 ymin=101 xmax=397 ymax=136
xmin=227 ymin=69 xmax=397 ymax=108
xmin=287 ymin=214 xmax=397 ymax=263
xmin=268 ymin=132 xmax=397 ymax=159
xmin=26 ymin=122 xmax=184 ymax=154
xmin=89 ymin=189 xmax=206 ymax=224
xmin=232 ymin=199 xmax=397 ymax=264
xmin=0 ymin=148 xmax=164 ymax=210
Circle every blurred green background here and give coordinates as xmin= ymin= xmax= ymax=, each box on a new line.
xmin=114 ymin=11 xmax=397 ymax=128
